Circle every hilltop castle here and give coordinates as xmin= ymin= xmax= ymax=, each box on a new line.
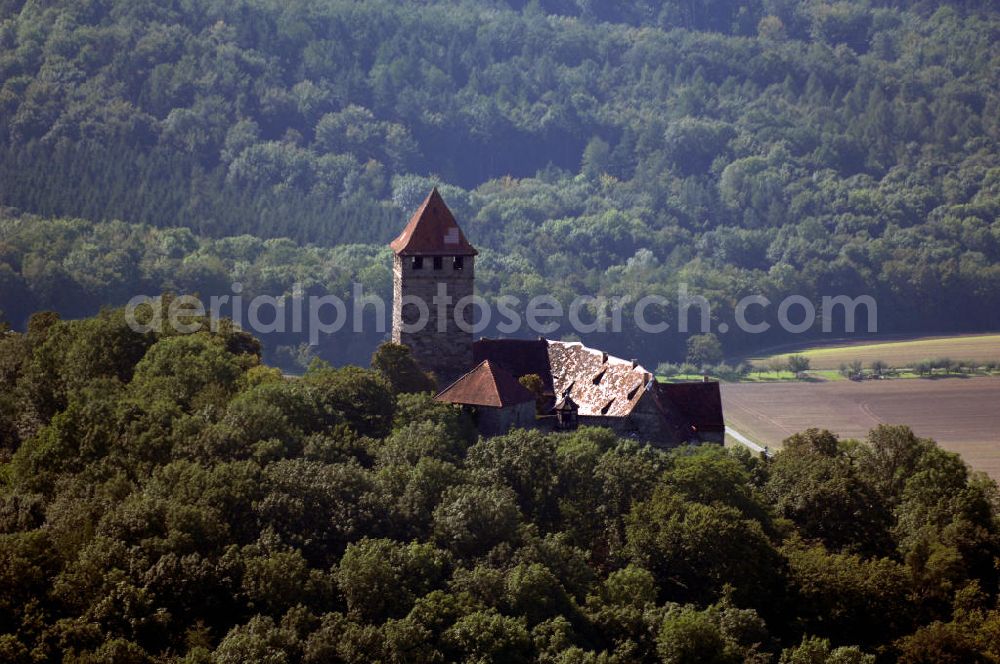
xmin=390 ymin=189 xmax=724 ymax=446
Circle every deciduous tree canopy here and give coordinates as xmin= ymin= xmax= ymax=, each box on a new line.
xmin=1 ymin=308 xmax=999 ymax=660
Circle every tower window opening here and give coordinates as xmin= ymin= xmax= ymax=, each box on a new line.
xmin=433 ymin=256 xmax=443 ymax=270
xmin=454 ymin=256 xmax=464 ymax=271
xmin=412 ymin=256 xmax=423 ymax=270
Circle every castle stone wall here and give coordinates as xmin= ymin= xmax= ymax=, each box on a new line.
xmin=392 ymin=254 xmax=475 ymax=387
xmin=476 ymin=402 xmax=536 ymax=437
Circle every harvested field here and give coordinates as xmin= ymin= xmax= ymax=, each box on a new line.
xmin=721 ymin=377 xmax=1000 ymax=480
xmin=750 ymin=333 xmax=1000 ymax=371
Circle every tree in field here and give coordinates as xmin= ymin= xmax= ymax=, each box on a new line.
xmin=787 ymin=355 xmax=811 ymax=375
xmin=932 ymin=358 xmax=954 ymax=374
xmin=686 ymin=334 xmax=723 ymax=368
xmin=871 ymin=359 xmax=888 ymax=377
xmin=767 ymin=357 xmax=786 ymax=377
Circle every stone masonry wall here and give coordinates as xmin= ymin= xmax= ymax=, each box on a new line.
xmin=476 ymin=402 xmax=536 ymax=437
xmin=392 ymin=254 xmax=475 ymax=387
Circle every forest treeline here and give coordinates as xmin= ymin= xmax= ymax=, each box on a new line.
xmin=0 ymin=0 xmax=999 ymax=363
xmin=1 ymin=307 xmax=1000 ymax=661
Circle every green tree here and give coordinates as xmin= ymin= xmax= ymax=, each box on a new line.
xmin=517 ymin=373 xmax=545 ymax=415
xmin=764 ymin=429 xmax=892 ymax=555
xmin=895 ymin=621 xmax=988 ymax=664
xmin=657 ymin=606 xmax=733 ymax=664
xmin=767 ymin=357 xmax=787 ymax=377
xmin=784 ymin=541 xmax=911 ymax=647
xmin=779 ymin=635 xmax=874 ymax=664
xmin=214 ymin=615 xmax=299 ymax=664
xmin=466 ymin=429 xmax=559 ymax=525
xmin=303 ymin=365 xmax=394 ymax=438
xmin=432 ymin=484 xmax=521 ymax=559
xmin=787 ymin=355 xmax=811 ymax=375
xmin=442 ymin=610 xmax=531 ymax=663
xmin=504 ymin=562 xmax=573 ymax=627
xmin=686 ymin=333 xmax=723 ymax=368
xmin=130 ymin=333 xmax=256 ymax=411
xmin=581 ymin=137 xmax=611 ymax=179
xmin=336 ymin=538 xmax=451 ymax=623
xmin=371 ymin=342 xmax=436 ymax=395
xmin=625 ymin=485 xmax=783 ymax=609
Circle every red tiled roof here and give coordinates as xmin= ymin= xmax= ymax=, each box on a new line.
xmin=475 ymin=338 xmax=651 ymax=417
xmin=435 ymin=360 xmax=535 ymax=408
xmin=473 ymin=338 xmax=553 ymax=393
xmin=472 ymin=337 xmax=725 ymax=438
xmin=389 ymin=188 xmax=478 ymax=256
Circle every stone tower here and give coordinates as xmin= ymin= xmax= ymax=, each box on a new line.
xmin=390 ymin=189 xmax=478 ymax=387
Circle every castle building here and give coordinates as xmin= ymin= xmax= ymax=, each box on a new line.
xmin=391 ymin=189 xmax=725 ymax=446
xmin=434 ymin=360 xmax=537 ymax=437
xmin=389 ymin=188 xmax=477 ymax=387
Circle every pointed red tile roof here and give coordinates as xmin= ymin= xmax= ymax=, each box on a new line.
xmin=435 ymin=360 xmax=535 ymax=408
xmin=390 ymin=188 xmax=478 ymax=256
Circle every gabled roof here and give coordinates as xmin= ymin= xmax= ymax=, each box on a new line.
xmin=473 ymin=337 xmax=725 ymax=440
xmin=546 ymin=341 xmax=651 ymax=417
xmin=474 ymin=338 xmax=651 ymax=417
xmin=390 ymin=188 xmax=478 ymax=256
xmin=474 ymin=338 xmax=553 ymax=393
xmin=654 ymin=381 xmax=725 ymax=433
xmin=554 ymin=393 xmax=578 ymax=412
xmin=435 ymin=360 xmax=535 ymax=408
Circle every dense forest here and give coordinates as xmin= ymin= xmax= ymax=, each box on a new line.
xmin=1 ymin=0 xmax=999 ymax=365
xmin=2 ymin=307 xmax=1000 ymax=661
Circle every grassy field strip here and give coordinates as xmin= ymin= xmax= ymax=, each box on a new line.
xmin=750 ymin=333 xmax=1000 ymax=371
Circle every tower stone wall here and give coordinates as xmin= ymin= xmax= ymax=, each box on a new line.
xmin=392 ymin=253 xmax=475 ymax=387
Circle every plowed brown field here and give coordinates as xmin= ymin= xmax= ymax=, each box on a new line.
xmin=721 ymin=377 xmax=1000 ymax=480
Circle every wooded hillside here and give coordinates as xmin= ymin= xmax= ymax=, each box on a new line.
xmin=0 ymin=0 xmax=998 ymax=363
